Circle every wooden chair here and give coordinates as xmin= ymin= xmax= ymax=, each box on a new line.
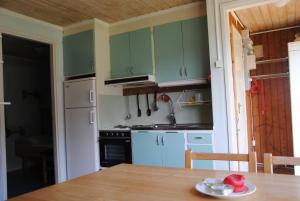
xmin=185 ymin=150 xmax=257 ymax=173
xmin=263 ymin=153 xmax=300 ymax=174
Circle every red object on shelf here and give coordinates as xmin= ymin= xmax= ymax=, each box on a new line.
xmin=249 ymin=78 xmax=265 ymax=115
xmin=224 ymin=174 xmax=245 ymax=192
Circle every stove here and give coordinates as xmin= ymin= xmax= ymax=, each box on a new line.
xmin=99 ymin=129 xmax=132 ymax=167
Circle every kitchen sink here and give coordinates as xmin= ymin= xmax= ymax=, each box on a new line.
xmin=131 ymin=123 xmax=213 ymax=130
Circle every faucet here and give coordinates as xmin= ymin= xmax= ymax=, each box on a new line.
xmin=159 ymin=94 xmax=177 ymax=125
xmin=167 ymin=97 xmax=177 ymax=126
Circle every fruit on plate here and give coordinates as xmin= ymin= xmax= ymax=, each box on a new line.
xmin=224 ymin=174 xmax=245 ymax=192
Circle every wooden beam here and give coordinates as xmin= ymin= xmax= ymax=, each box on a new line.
xmin=123 ymin=83 xmax=210 ymax=96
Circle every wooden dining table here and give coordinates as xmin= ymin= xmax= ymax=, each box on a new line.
xmin=8 ymin=164 xmax=300 ymax=201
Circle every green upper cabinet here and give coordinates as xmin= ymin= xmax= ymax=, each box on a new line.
xmin=110 ymin=33 xmax=131 ymax=78
xmin=154 ymin=16 xmax=210 ymax=83
xmin=182 ymin=17 xmax=210 ymax=80
xmin=110 ymin=28 xmax=153 ymax=78
xmin=130 ymin=28 xmax=153 ymax=76
xmin=154 ymin=21 xmax=184 ymax=83
xmin=63 ymin=30 xmax=95 ymax=77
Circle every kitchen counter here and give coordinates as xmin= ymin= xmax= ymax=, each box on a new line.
xmin=131 ymin=123 xmax=213 ymax=131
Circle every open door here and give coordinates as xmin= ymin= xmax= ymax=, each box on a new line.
xmin=230 ymin=24 xmax=249 ymax=171
xmin=0 ymin=32 xmax=8 ymax=201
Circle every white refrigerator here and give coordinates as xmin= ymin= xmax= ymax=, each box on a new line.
xmin=64 ymin=77 xmax=99 ymax=179
xmin=288 ymin=42 xmax=300 ymax=176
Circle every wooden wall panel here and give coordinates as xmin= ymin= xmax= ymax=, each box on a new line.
xmin=248 ymin=28 xmax=299 ymax=164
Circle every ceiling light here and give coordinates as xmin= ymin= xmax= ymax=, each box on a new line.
xmin=273 ymin=0 xmax=290 ymax=7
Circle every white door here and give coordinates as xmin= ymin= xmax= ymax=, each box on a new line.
xmin=288 ymin=42 xmax=300 ymax=176
xmin=65 ymin=107 xmax=98 ymax=179
xmin=231 ymin=26 xmax=248 ymax=171
xmin=0 ymin=33 xmax=8 ymax=201
xmin=64 ymin=78 xmax=96 ymax=109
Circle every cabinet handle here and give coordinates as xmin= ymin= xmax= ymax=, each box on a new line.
xmin=179 ymin=67 xmax=183 ymax=77
xmin=89 ymin=110 xmax=95 ymax=124
xmin=156 ymin=135 xmax=160 ymax=146
xmin=184 ymin=67 xmax=188 ymax=78
xmin=89 ymin=90 xmax=95 ymax=103
xmin=194 ymin=137 xmax=203 ymax=140
xmin=0 ymin=102 xmax=11 ymax=105
xmin=161 ymin=136 xmax=165 ymax=146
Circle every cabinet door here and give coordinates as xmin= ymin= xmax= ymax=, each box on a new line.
xmin=162 ymin=132 xmax=185 ymax=168
xmin=65 ymin=107 xmax=98 ymax=179
xmin=130 ymin=28 xmax=153 ymax=76
xmin=110 ymin=33 xmax=131 ymax=78
xmin=132 ymin=132 xmax=162 ymax=167
xmin=63 ymin=30 xmax=95 ymax=77
xmin=189 ymin=145 xmax=213 ymax=169
xmin=182 ymin=17 xmax=210 ymax=80
xmin=154 ymin=21 xmax=184 ymax=83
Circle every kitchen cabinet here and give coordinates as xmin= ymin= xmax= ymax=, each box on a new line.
xmin=154 ymin=16 xmax=210 ymax=84
xmin=132 ymin=131 xmax=185 ymax=168
xmin=154 ymin=21 xmax=184 ymax=83
xmin=63 ymin=30 xmax=95 ymax=77
xmin=110 ymin=28 xmax=153 ymax=78
xmin=182 ymin=17 xmax=210 ymax=80
xmin=187 ymin=131 xmax=213 ymax=169
xmin=131 ymin=131 xmax=162 ymax=167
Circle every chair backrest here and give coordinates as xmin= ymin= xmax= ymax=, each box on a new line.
xmin=185 ymin=150 xmax=257 ymax=173
xmin=263 ymin=153 xmax=300 ymax=174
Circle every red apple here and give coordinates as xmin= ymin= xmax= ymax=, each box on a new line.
xmin=224 ymin=174 xmax=245 ymax=192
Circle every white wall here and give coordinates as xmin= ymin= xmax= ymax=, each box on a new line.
xmin=206 ymin=1 xmax=230 ymax=170
xmin=99 ymin=91 xmax=213 ymax=129
xmin=0 ymin=8 xmax=65 ymax=200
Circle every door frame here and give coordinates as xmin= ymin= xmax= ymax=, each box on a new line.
xmin=0 ymin=27 xmax=66 ymax=200
xmin=209 ymin=0 xmax=282 ymax=166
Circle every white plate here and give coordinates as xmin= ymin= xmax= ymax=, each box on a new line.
xmin=195 ymin=178 xmax=256 ymax=199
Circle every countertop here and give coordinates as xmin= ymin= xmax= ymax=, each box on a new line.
xmin=130 ymin=123 xmax=213 ymax=131
xmin=9 ymin=164 xmax=300 ymax=201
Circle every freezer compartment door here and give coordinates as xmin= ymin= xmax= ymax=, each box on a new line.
xmin=65 ymin=107 xmax=99 ymax=179
xmin=64 ymin=78 xmax=96 ymax=108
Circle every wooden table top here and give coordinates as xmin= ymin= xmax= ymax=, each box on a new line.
xmin=9 ymin=164 xmax=300 ymax=201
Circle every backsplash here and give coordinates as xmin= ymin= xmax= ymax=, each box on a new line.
xmin=98 ymin=90 xmax=213 ymax=129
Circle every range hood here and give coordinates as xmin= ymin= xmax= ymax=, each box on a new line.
xmin=104 ymin=75 xmax=156 ymax=87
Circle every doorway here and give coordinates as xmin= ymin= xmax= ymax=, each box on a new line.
xmin=223 ymin=0 xmax=296 ymax=174
xmin=2 ymin=34 xmax=55 ymax=198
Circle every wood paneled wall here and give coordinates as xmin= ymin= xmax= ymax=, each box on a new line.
xmin=247 ymin=28 xmax=300 ymax=163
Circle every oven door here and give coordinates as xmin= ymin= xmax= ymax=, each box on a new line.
xmin=99 ymin=137 xmax=132 ymax=167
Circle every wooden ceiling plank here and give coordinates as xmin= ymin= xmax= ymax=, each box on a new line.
xmin=286 ymin=0 xmax=296 ymax=26
xmin=0 ymin=0 xmax=203 ymax=25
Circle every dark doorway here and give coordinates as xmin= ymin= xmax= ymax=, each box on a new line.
xmin=2 ymin=34 xmax=55 ymax=198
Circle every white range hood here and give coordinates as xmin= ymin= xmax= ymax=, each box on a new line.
xmin=104 ymin=75 xmax=156 ymax=87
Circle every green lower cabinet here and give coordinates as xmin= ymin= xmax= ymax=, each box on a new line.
xmin=189 ymin=145 xmax=213 ymax=169
xmin=132 ymin=132 xmax=163 ymax=167
xmin=63 ymin=30 xmax=95 ymax=77
xmin=132 ymin=132 xmax=185 ymax=168
xmin=162 ymin=132 xmax=185 ymax=168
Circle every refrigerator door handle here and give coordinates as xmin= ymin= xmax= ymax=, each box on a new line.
xmin=89 ymin=110 xmax=95 ymax=124
xmin=89 ymin=90 xmax=95 ymax=103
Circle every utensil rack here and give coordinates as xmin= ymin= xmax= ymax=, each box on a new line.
xmin=176 ymin=90 xmax=211 ymax=108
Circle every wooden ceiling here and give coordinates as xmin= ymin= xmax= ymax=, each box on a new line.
xmin=235 ymin=0 xmax=300 ymax=33
xmin=0 ymin=0 xmax=202 ymax=26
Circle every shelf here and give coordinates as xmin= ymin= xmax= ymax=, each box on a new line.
xmin=179 ymin=101 xmax=212 ymax=107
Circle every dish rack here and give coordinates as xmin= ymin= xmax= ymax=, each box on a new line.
xmin=176 ymin=90 xmax=211 ymax=107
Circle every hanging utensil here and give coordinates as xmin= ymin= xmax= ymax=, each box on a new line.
xmin=152 ymin=91 xmax=159 ymax=111
xmin=146 ymin=93 xmax=151 ymax=116
xmin=125 ymin=96 xmax=131 ymax=120
xmin=136 ymin=94 xmax=141 ymax=117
